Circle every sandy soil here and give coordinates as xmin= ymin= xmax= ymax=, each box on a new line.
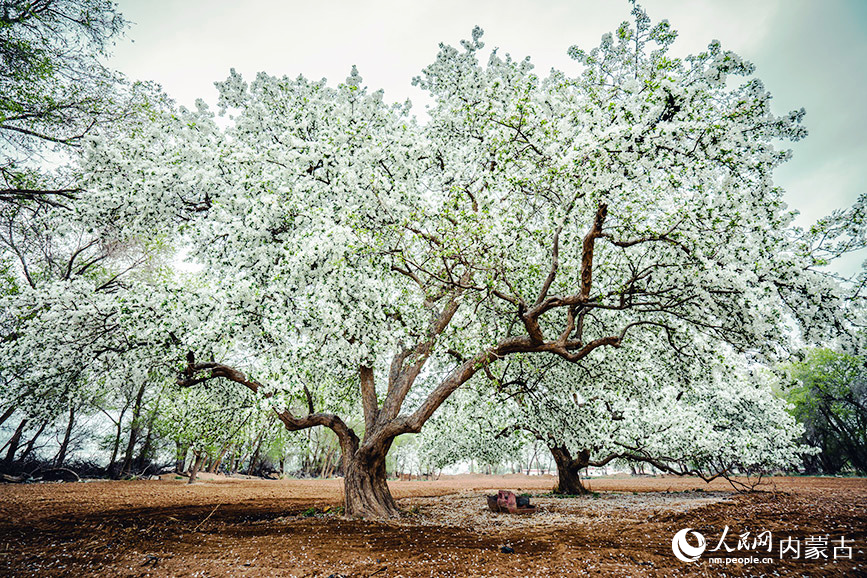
xmin=0 ymin=474 xmax=864 ymax=577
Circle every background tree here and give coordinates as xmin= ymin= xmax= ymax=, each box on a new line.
xmin=153 ymin=380 xmax=260 ymax=482
xmin=421 ymin=339 xmax=809 ymax=494
xmin=0 ymin=0 xmax=135 ymax=208
xmin=417 ymin=384 xmax=529 ymax=476
xmin=519 ymin=350 xmax=809 ymax=494
xmin=0 ymin=0 xmax=174 ymax=474
xmin=783 ymin=349 xmax=867 ymax=474
xmin=0 ymin=212 xmax=190 ymax=475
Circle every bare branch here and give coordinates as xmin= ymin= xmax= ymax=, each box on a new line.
xmin=178 ymin=354 xmax=360 ymax=452
xmin=302 ymin=384 xmax=314 ymax=415
xmin=379 ymin=271 xmax=470 ymax=423
xmin=580 ymin=203 xmax=608 ymax=301
xmin=534 ymin=191 xmax=582 ymax=308
xmin=360 ymin=365 xmax=379 ymax=436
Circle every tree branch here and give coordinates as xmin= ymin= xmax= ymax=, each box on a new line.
xmin=178 ymin=352 xmax=360 ymax=453
xmin=360 ymin=365 xmax=379 ymax=437
xmin=580 ymin=203 xmax=608 ymax=301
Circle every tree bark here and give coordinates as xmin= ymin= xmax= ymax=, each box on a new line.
xmin=319 ymin=446 xmax=335 ymax=478
xmin=323 ymin=452 xmax=336 ymax=479
xmin=135 ymin=397 xmax=160 ymax=474
xmin=17 ymin=419 xmax=48 ymax=463
xmin=175 ymin=442 xmax=188 ymax=474
xmin=135 ymin=424 xmax=154 ymax=474
xmin=207 ymin=445 xmax=229 ymax=473
xmin=343 ymin=441 xmax=399 ymax=518
xmin=108 ymin=417 xmax=123 ymax=476
xmin=188 ymin=451 xmax=205 ymax=484
xmin=120 ymin=382 xmax=147 ymax=476
xmin=0 ymin=405 xmax=16 ymax=429
xmin=549 ymin=445 xmax=590 ymax=495
xmin=54 ymin=406 xmax=76 ymax=468
xmin=3 ymin=418 xmax=28 ymax=466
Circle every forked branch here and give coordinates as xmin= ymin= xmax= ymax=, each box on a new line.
xmin=178 ymin=352 xmax=359 ymax=451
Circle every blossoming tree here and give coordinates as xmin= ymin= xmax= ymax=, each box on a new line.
xmin=82 ymin=5 xmax=851 ymax=517
xmin=0 ymin=0 xmax=149 ymax=210
xmin=0 ymin=0 xmax=171 ymax=473
xmin=443 ymin=338 xmax=812 ymax=495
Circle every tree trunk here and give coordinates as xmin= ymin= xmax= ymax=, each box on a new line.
xmin=135 ymin=423 xmax=154 ymax=474
xmin=175 ymin=442 xmax=188 ymax=474
xmin=108 ymin=417 xmax=124 ymax=477
xmin=135 ymin=409 xmax=158 ymax=474
xmin=208 ymin=445 xmax=229 ymax=473
xmin=17 ymin=419 xmax=48 ymax=463
xmin=323 ymin=455 xmax=336 ymax=479
xmin=188 ymin=452 xmax=205 ymax=484
xmin=3 ymin=418 xmax=28 ymax=466
xmin=120 ymin=429 xmax=138 ymax=476
xmin=343 ymin=443 xmax=399 ymax=518
xmin=0 ymin=405 xmax=16 ymax=429
xmin=54 ymin=406 xmax=76 ymax=468
xmin=319 ymin=446 xmax=335 ymax=478
xmin=550 ymin=445 xmax=589 ymax=495
xmin=526 ymin=443 xmax=539 ymax=475
xmin=247 ymin=416 xmax=274 ymax=476
xmin=247 ymin=448 xmax=260 ymax=475
xmin=120 ymin=382 xmax=147 ymax=476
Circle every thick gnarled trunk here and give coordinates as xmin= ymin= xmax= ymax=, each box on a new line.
xmin=550 ymin=445 xmax=590 ymax=495
xmin=343 ymin=447 xmax=399 ymax=518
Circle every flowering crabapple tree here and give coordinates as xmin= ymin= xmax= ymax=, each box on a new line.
xmin=82 ymin=4 xmax=851 ymax=517
xmin=0 ymin=185 xmax=183 ymax=471
xmin=470 ymin=337 xmax=812 ymax=494
xmin=0 ymin=18 xmax=179 ymax=471
xmin=416 ymin=383 xmax=529 ymax=474
xmin=0 ymin=0 xmax=134 ymax=210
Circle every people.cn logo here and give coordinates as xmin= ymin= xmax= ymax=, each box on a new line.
xmin=672 ymin=528 xmax=707 ymax=562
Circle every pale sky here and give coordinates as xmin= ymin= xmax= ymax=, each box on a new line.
xmin=110 ymin=0 xmax=867 ymax=272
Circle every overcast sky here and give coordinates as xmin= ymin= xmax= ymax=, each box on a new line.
xmin=109 ymin=0 xmax=866 ymax=271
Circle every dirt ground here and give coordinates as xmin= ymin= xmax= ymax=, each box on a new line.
xmin=0 ymin=474 xmax=864 ymax=577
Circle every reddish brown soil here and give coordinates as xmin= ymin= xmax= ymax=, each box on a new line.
xmin=0 ymin=474 xmax=864 ymax=577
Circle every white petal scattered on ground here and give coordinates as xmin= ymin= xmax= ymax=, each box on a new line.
xmin=387 ymin=490 xmax=732 ymax=532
